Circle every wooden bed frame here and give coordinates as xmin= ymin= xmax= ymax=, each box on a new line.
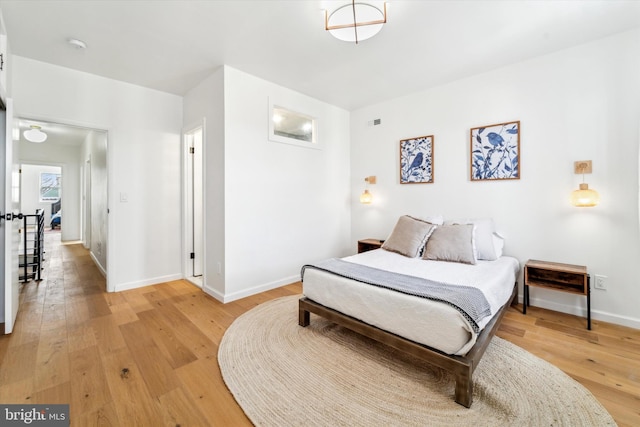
xmin=298 ymin=282 xmax=518 ymax=408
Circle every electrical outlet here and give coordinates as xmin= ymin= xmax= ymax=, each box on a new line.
xmin=594 ymin=274 xmax=607 ymax=290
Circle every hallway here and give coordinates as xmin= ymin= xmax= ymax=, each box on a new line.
xmin=0 ymin=230 xmax=300 ymax=425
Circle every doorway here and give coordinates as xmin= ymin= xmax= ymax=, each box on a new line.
xmin=184 ymin=123 xmax=204 ymax=287
xmin=20 ymin=164 xmax=62 ymax=230
xmin=83 ymin=158 xmax=91 ymax=250
xmin=2 ymin=100 xmax=21 ymax=334
xmin=17 ymin=118 xmax=108 ymax=277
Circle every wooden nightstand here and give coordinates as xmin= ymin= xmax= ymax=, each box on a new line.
xmin=357 ymin=239 xmax=383 ymax=253
xmin=523 ymin=259 xmax=591 ymax=330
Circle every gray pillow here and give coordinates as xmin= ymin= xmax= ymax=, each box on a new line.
xmin=423 ymin=224 xmax=477 ymax=264
xmin=445 ymin=218 xmax=501 ymax=260
xmin=381 ymin=216 xmax=437 ymax=258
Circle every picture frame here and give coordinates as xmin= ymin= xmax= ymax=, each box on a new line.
xmin=400 ymin=135 xmax=434 ymax=184
xmin=268 ymin=99 xmax=318 ymax=149
xmin=470 ymin=121 xmax=520 ymax=181
xmin=39 ymin=172 xmax=61 ymax=201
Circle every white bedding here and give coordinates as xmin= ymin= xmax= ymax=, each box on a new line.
xmin=302 ymin=249 xmax=520 ymax=355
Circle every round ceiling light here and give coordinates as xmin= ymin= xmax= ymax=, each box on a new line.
xmin=326 ymin=2 xmax=387 ymax=43
xmin=24 ymin=125 xmax=47 ymax=143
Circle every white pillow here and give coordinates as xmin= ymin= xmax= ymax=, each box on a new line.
xmin=416 ymin=214 xmax=444 ymax=225
xmin=492 ymin=232 xmax=505 ymax=258
xmin=445 ymin=218 xmax=502 ymax=261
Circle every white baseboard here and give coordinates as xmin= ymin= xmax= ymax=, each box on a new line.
xmin=113 ymin=273 xmax=183 ymax=293
xmin=89 ymin=251 xmax=107 ymax=277
xmin=202 ymin=285 xmax=224 ymax=302
xmin=203 ymin=274 xmax=300 ymax=304
xmin=518 ymin=294 xmax=640 ymax=330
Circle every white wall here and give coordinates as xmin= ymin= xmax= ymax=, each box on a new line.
xmin=81 ymin=130 xmax=108 ymax=272
xmin=350 ymin=29 xmax=640 ymax=328
xmin=184 ymin=66 xmax=352 ymax=302
xmin=19 ymin=141 xmax=81 ymax=241
xmin=20 ymin=163 xmax=61 ymax=219
xmin=183 ymin=67 xmax=226 ymax=296
xmin=222 ymin=66 xmax=351 ymax=301
xmin=12 ymin=56 xmax=184 ymax=292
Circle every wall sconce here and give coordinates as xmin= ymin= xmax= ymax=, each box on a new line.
xmin=360 ymin=176 xmax=376 ymax=204
xmin=570 ymin=160 xmax=600 ymax=207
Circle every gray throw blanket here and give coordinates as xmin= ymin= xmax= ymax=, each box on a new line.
xmin=301 ymin=258 xmax=492 ymax=333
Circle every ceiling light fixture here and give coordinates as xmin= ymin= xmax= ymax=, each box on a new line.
xmin=24 ymin=125 xmax=47 ymax=143
xmin=325 ymin=1 xmax=387 ymax=44
xmin=68 ymin=38 xmax=87 ymax=49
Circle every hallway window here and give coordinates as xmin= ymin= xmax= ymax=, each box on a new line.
xmin=40 ymin=172 xmax=61 ymax=201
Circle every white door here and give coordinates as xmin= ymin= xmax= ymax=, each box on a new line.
xmin=84 ymin=158 xmax=91 ymax=249
xmin=185 ymin=125 xmax=204 ymax=281
xmin=2 ymin=98 xmax=20 ymax=334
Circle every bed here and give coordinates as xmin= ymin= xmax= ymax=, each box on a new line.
xmin=298 ymin=215 xmax=520 ymax=408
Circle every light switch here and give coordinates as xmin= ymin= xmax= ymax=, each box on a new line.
xmin=120 ymin=192 xmax=128 ymax=202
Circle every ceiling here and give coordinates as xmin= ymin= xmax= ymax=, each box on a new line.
xmin=1 ymin=0 xmax=640 ymax=112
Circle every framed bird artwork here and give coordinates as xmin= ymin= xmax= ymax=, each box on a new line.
xmin=470 ymin=121 xmax=520 ymax=181
xmin=400 ymin=135 xmax=434 ymax=184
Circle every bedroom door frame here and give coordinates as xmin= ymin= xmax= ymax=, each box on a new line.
xmin=182 ymin=120 xmax=205 ymax=288
xmin=1 ymin=99 xmax=20 ymax=334
xmin=83 ymin=157 xmax=91 ymax=249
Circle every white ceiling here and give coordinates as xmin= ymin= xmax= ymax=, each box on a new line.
xmin=1 ymin=0 xmax=640 ymax=112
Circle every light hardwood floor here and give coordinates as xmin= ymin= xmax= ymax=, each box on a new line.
xmin=0 ymin=232 xmax=638 ymax=426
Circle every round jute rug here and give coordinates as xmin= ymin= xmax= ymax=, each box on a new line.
xmin=218 ymin=295 xmax=615 ymax=426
